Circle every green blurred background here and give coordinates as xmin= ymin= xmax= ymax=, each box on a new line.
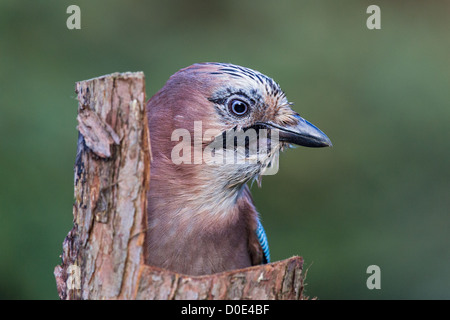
xmin=1 ymin=0 xmax=449 ymax=299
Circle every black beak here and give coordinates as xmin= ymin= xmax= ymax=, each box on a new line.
xmin=256 ymin=114 xmax=332 ymax=148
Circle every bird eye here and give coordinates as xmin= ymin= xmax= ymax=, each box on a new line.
xmin=228 ymin=99 xmax=249 ymax=117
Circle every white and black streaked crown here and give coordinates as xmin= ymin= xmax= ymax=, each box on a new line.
xmin=205 ymin=62 xmax=285 ymax=99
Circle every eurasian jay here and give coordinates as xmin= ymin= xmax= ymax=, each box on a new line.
xmin=145 ymin=62 xmax=331 ymax=275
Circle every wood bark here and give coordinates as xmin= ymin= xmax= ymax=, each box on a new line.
xmin=54 ymin=72 xmax=305 ymax=300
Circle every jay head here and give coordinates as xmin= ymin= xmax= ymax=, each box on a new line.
xmin=146 ymin=62 xmax=332 ymax=276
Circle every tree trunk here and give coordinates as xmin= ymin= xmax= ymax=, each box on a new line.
xmin=54 ymin=72 xmax=305 ymax=300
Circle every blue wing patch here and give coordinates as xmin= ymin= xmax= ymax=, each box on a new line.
xmin=256 ymin=219 xmax=270 ymax=263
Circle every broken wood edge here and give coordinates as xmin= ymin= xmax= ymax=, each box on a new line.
xmin=54 ymin=71 xmax=306 ymax=300
xmin=134 ymin=256 xmax=304 ymax=300
xmin=78 ymin=71 xmax=145 ymax=83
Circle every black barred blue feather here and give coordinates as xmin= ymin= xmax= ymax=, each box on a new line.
xmin=256 ymin=218 xmax=270 ymax=263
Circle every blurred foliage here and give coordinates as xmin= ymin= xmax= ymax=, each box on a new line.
xmin=0 ymin=0 xmax=449 ymax=299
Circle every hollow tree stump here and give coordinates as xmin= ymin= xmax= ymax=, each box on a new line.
xmin=54 ymin=72 xmax=305 ymax=300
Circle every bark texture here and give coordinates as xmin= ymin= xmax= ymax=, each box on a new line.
xmin=54 ymin=72 xmax=305 ymax=300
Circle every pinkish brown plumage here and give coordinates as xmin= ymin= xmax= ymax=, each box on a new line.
xmin=145 ymin=63 xmax=331 ymax=275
